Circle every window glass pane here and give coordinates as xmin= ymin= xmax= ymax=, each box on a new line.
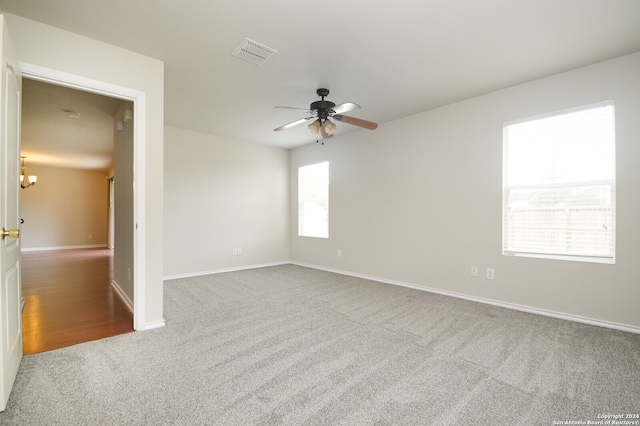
xmin=298 ymin=162 xmax=329 ymax=238
xmin=505 ymin=104 xmax=614 ymax=186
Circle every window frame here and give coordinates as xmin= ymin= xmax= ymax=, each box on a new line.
xmin=502 ymin=100 xmax=616 ymax=264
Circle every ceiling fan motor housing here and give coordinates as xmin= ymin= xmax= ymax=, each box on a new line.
xmin=312 ymin=88 xmax=335 ymax=120
xmin=311 ymin=100 xmax=336 ymax=120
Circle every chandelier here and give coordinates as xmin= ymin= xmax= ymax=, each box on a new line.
xmin=20 ymin=156 xmax=37 ymax=189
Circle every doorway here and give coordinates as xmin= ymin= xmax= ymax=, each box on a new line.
xmin=19 ymin=62 xmax=150 ymax=332
xmin=20 ymin=77 xmax=136 ymax=352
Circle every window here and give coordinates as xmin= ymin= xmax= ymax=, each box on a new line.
xmin=298 ymin=161 xmax=329 ymax=238
xmin=503 ymin=101 xmax=615 ymax=263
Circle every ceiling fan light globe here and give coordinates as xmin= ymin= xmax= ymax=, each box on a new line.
xmin=323 ymin=119 xmax=336 ymax=135
xmin=308 ymin=120 xmax=321 ymax=135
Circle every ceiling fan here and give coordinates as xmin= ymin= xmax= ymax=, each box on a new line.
xmin=274 ymin=88 xmax=378 ymax=140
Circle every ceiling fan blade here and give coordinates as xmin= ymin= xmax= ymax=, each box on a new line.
xmin=334 ymin=115 xmax=378 ymax=130
xmin=274 ymin=117 xmax=314 ymax=131
xmin=328 ymin=102 xmax=360 ymax=115
xmin=275 ymin=106 xmax=312 ymax=112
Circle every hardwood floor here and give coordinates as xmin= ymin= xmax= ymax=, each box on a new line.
xmin=21 ymin=248 xmax=134 ymax=355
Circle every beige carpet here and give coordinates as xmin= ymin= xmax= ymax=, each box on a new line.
xmin=1 ymin=265 xmax=638 ymax=425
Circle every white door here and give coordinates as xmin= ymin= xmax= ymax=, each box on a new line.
xmin=0 ymin=15 xmax=22 ymax=412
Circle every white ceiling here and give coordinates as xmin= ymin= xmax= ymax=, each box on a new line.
xmin=2 ymin=0 xmax=640 ymax=158
xmin=21 ymin=79 xmax=125 ymax=171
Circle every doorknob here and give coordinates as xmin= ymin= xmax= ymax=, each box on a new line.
xmin=1 ymin=228 xmax=19 ymax=240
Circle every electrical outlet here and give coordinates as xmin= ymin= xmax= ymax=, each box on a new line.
xmin=232 ymin=248 xmax=238 ymax=256
xmin=337 ymin=249 xmax=342 ymax=258
xmin=88 ymin=234 xmax=93 ymax=240
xmin=237 ymin=248 xmax=242 ymax=255
xmin=471 ymin=266 xmax=478 ymax=277
xmin=486 ymin=268 xmax=495 ymax=280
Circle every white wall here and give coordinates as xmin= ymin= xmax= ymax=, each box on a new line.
xmin=164 ymin=126 xmax=289 ymax=278
xmin=6 ymin=13 xmax=164 ymax=328
xmin=20 ymin=166 xmax=109 ymax=250
xmin=113 ymin=102 xmax=135 ymax=301
xmin=290 ymin=52 xmax=640 ymax=330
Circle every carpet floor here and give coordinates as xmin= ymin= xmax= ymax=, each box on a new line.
xmin=1 ymin=264 xmax=638 ymax=425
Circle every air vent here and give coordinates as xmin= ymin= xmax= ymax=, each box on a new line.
xmin=231 ymin=38 xmax=277 ymax=66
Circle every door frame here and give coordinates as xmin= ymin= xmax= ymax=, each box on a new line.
xmin=19 ymin=62 xmax=148 ymax=330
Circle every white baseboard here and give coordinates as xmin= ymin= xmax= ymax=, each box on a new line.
xmin=163 ymin=261 xmax=290 ymax=281
xmin=22 ymin=244 xmax=108 ymax=252
xmin=141 ymin=319 xmax=166 ymax=331
xmin=291 ymin=262 xmax=640 ymax=335
xmin=111 ymin=279 xmax=134 ymax=314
